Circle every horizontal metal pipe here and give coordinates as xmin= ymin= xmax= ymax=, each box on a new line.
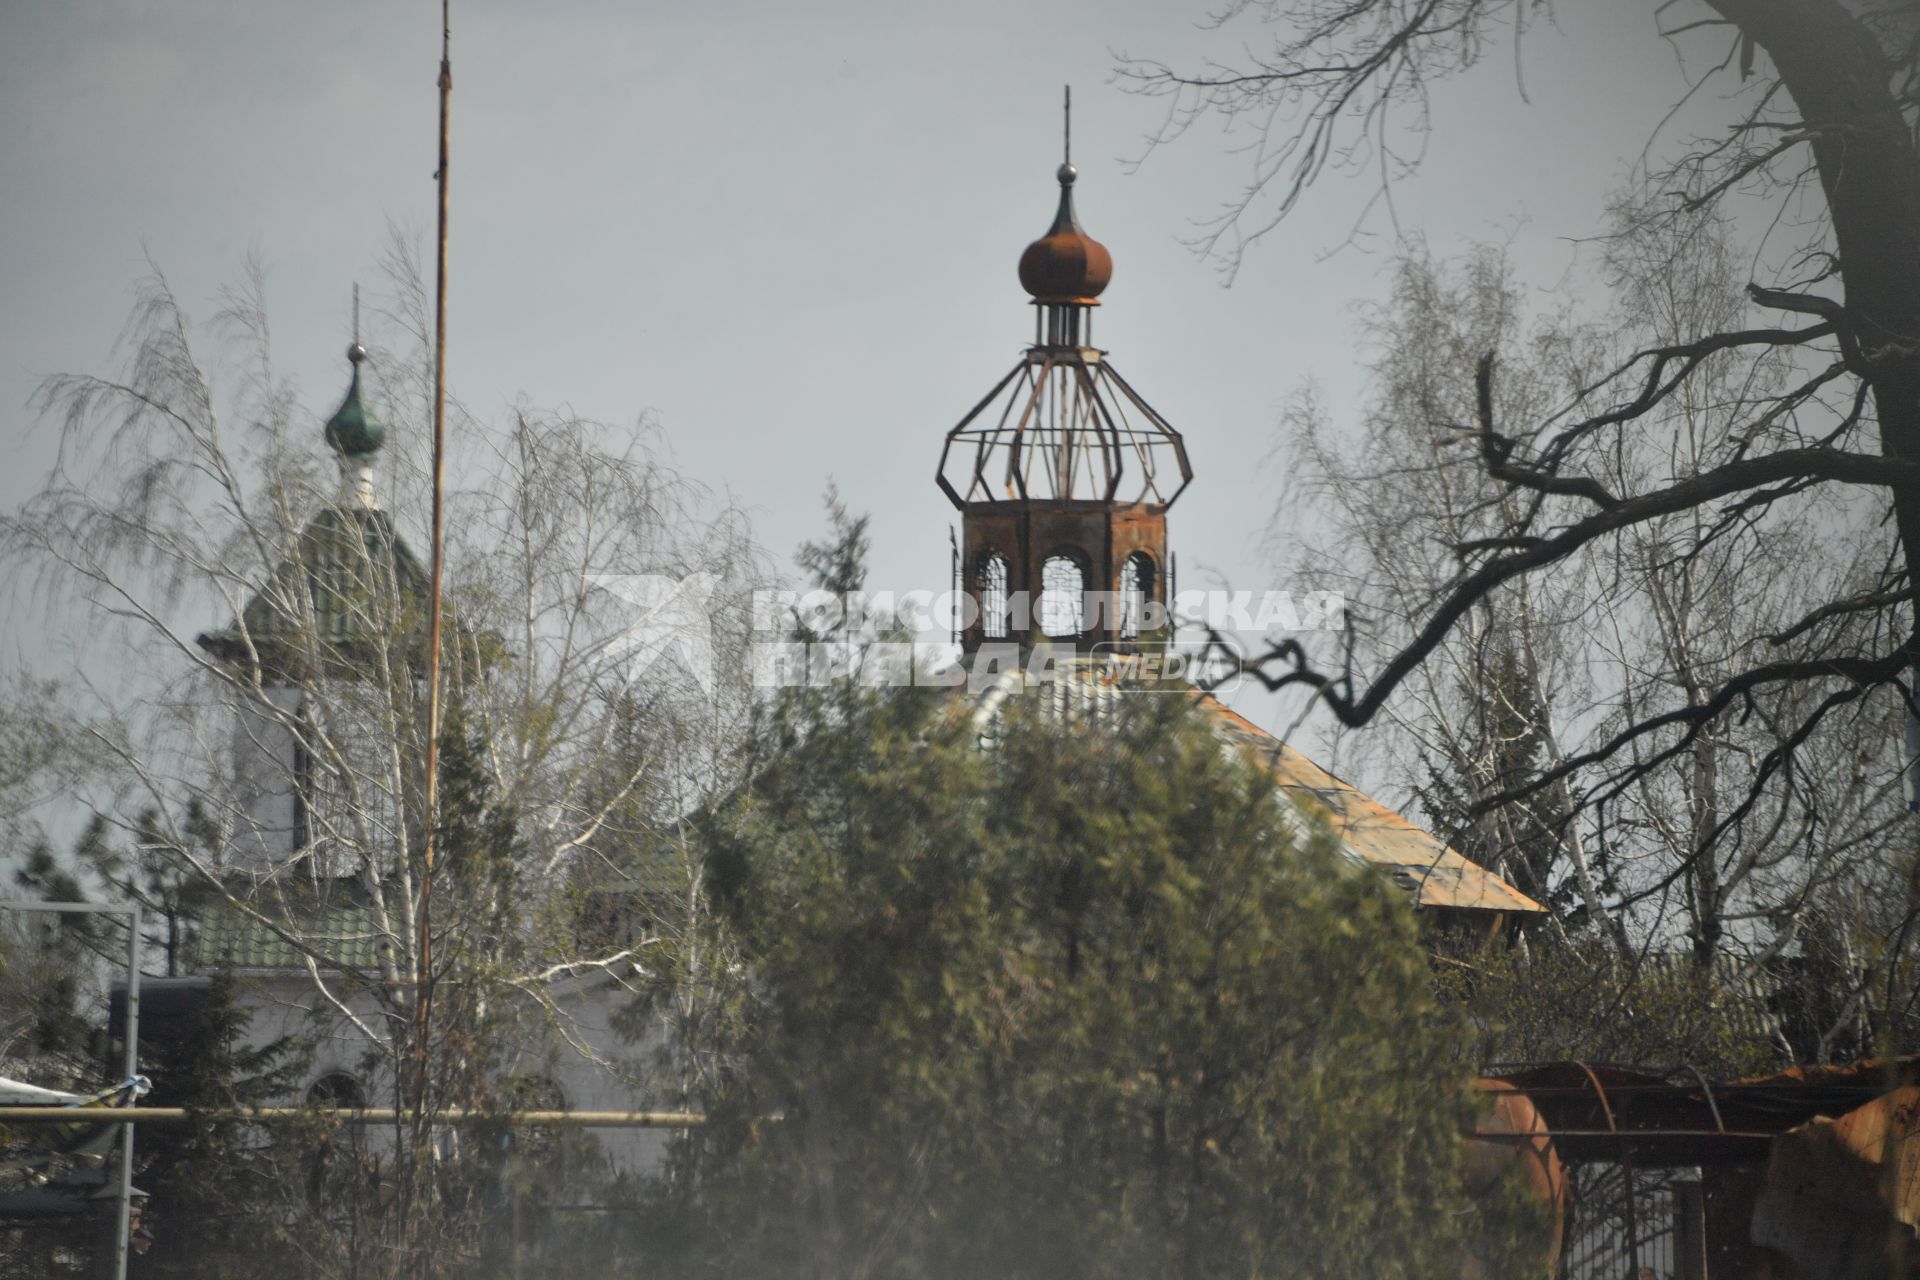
xmin=1469 ymin=1128 xmax=1775 ymax=1141
xmin=0 ymin=1107 xmax=704 ymax=1128
xmin=3 ymin=1111 xmax=1770 ymax=1141
xmin=1480 ymin=1081 xmax=1881 ymax=1094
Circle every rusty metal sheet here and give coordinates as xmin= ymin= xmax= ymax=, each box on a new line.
xmin=1483 ymin=1059 xmax=1920 ymax=1166
xmin=1202 ymin=700 xmax=1547 ymax=915
xmin=1467 ymin=1080 xmax=1568 ymax=1272
xmin=1752 ymin=1084 xmax=1920 ymax=1278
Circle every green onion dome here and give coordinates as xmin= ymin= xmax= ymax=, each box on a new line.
xmin=323 ymin=343 xmax=385 ymax=459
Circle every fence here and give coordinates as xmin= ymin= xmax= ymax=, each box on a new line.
xmin=1559 ymin=1163 xmax=1708 ymax=1280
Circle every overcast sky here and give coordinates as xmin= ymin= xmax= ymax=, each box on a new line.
xmin=1 ymin=1 xmax=1715 ymax=794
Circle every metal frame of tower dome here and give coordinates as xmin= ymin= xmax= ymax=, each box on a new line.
xmin=935 ymin=317 xmax=1192 ymax=510
xmin=938 ymin=95 xmax=1189 ymax=512
xmin=940 ymin=95 xmax=1193 ymax=657
xmin=936 ymin=300 xmax=1194 ymax=656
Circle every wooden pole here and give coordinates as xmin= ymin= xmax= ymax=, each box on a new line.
xmin=419 ymin=0 xmax=452 ymax=1075
xmin=410 ymin=3 xmax=451 ymax=1271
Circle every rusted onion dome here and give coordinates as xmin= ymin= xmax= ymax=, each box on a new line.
xmin=1018 ymin=163 xmax=1112 ymax=302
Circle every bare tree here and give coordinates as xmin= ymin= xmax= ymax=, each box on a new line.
xmin=2 ymin=253 xmax=765 ymax=1269
xmin=1275 ymin=241 xmax=1616 ymax=945
xmin=1277 ymin=200 xmax=1916 ymax=1058
xmin=1584 ymin=204 xmax=1902 ymax=976
xmin=1126 ymin=2 xmax=1920 ymax=1005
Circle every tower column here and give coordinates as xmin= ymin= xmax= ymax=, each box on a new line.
xmin=937 ymin=139 xmax=1189 ymax=660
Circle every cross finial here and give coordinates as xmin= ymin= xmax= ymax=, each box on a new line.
xmin=1063 ymin=85 xmax=1071 ymax=167
xmin=348 ymin=284 xmax=367 ymax=366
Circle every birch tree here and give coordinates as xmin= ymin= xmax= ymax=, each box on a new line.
xmin=1128 ymin=6 xmax=1920 ymax=1041
xmin=1278 ymin=215 xmax=1909 ymax=1062
xmin=2 ymin=254 xmax=764 ymax=1271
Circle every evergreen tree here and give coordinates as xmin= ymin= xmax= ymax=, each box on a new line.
xmin=5 ymin=825 xmax=108 ymax=1087
xmin=669 ymin=686 xmax=1551 ymax=1279
xmin=1413 ymin=640 xmax=1583 ymax=921
xmin=127 ymin=974 xmax=306 ymax=1277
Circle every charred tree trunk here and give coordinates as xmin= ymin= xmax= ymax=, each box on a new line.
xmin=1689 ymin=732 xmax=1723 ymax=968
xmin=1709 ymin=0 xmax=1920 ymax=625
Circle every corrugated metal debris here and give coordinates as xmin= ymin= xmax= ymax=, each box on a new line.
xmin=966 ymin=667 xmax=1544 ymax=917
xmin=1204 ymin=698 xmax=1546 ymax=916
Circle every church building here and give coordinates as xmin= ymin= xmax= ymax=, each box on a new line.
xmin=176 ymin=128 xmax=1541 ymax=1181
xmin=940 ymin=147 xmax=1543 ymax=933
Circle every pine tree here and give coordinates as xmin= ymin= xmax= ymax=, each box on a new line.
xmin=1414 ymin=640 xmax=1586 ymax=921
xmin=126 ymin=974 xmax=305 ymax=1277
xmin=673 ymin=687 xmax=1552 ymax=1278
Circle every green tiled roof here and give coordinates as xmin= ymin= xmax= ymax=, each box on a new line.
xmin=195 ymin=902 xmax=390 ymax=972
xmin=196 ymin=505 xmax=432 ymax=676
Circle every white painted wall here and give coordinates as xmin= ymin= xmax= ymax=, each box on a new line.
xmin=226 ymin=685 xmax=303 ymax=875
xmin=228 ymin=969 xmax=677 ymax=1181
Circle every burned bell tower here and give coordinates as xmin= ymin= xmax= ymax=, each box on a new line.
xmin=937 ymin=104 xmax=1191 ymax=657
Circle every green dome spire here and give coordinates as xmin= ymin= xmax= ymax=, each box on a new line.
xmin=324 ymin=343 xmax=385 ymax=459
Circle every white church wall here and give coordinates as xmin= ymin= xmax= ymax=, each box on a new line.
xmin=226 ymin=970 xmax=677 ymax=1182
xmin=226 ymin=685 xmax=304 ymax=875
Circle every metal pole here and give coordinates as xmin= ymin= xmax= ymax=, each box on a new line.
xmin=113 ymin=902 xmax=139 ymax=1280
xmin=0 ymin=1107 xmax=707 ymax=1127
xmin=0 ymin=900 xmax=140 ymax=1280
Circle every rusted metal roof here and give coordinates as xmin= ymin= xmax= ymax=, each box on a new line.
xmin=1200 ymin=697 xmax=1547 ymax=915
xmin=1479 ymin=1057 xmax=1920 ymax=1165
xmin=966 ymin=668 xmax=1544 ymax=915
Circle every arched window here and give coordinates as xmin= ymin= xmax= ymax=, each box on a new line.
xmin=1120 ymin=552 xmax=1155 ymax=640
xmin=977 ymin=552 xmax=1009 ymax=639
xmin=1038 ymin=554 xmax=1086 ymax=638
xmin=306 ymin=1071 xmax=366 ymax=1110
